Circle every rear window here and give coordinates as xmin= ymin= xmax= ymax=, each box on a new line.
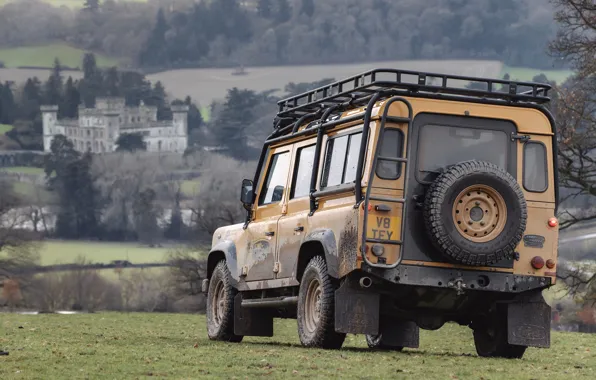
xmin=523 ymin=142 xmax=547 ymax=192
xmin=321 ymin=132 xmax=362 ymax=188
xmin=418 ymin=124 xmax=508 ymax=174
xmin=376 ymin=129 xmax=404 ymax=180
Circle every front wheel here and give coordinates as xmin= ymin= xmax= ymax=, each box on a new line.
xmin=297 ymin=256 xmax=346 ymax=349
xmin=206 ymin=260 xmax=243 ymax=342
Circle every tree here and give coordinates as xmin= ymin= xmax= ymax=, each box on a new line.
xmin=276 ymin=0 xmax=292 ymax=23
xmin=0 ymin=81 xmax=16 ymax=124
xmin=300 ymin=0 xmax=315 ymax=17
xmin=257 ymin=0 xmax=272 ymax=18
xmin=44 ymin=59 xmax=63 ymax=106
xmin=115 ymin=133 xmax=147 ymax=152
xmin=83 ymin=0 xmax=100 ymax=12
xmin=549 ymin=0 xmax=596 ymax=78
xmin=60 ymin=77 xmax=80 ymax=119
xmin=132 ymin=188 xmax=161 ymax=245
xmin=45 ymin=136 xmax=100 ymax=239
xmin=138 ymin=8 xmax=169 ymax=67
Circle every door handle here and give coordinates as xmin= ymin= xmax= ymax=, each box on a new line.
xmin=294 ymin=226 xmax=304 ymax=232
xmin=265 ymin=231 xmax=275 ymax=237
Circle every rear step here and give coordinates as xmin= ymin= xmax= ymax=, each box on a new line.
xmin=241 ymin=296 xmax=298 ymax=308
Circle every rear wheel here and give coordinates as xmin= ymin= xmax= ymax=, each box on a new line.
xmin=365 ymin=334 xmax=404 ymax=351
xmin=473 ymin=323 xmax=526 ymax=359
xmin=297 ymin=256 xmax=346 ymax=349
xmin=206 ymin=260 xmax=243 ymax=342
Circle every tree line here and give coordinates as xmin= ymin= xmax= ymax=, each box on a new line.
xmin=0 ymin=0 xmax=564 ymax=71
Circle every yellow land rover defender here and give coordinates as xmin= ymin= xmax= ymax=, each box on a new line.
xmin=203 ymin=68 xmax=559 ymax=359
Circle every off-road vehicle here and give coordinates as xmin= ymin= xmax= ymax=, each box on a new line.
xmin=203 ymin=68 xmax=559 ymax=358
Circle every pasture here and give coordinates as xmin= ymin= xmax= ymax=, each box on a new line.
xmin=0 ymin=123 xmax=12 ymax=134
xmin=0 ymin=313 xmax=594 ymax=379
xmin=0 ymin=44 xmax=118 ymax=69
xmin=37 ymin=240 xmax=172 ymax=266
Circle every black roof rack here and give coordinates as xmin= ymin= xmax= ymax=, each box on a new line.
xmin=276 ymin=68 xmax=552 ymax=123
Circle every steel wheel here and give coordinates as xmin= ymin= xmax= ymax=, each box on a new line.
xmin=304 ymin=279 xmax=322 ymax=334
xmin=452 ymin=184 xmax=507 ymax=243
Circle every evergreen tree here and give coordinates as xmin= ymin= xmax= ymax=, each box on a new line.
xmin=276 ymin=0 xmax=292 ymax=23
xmin=257 ymin=0 xmax=272 ymax=18
xmin=60 ymin=77 xmax=81 ymax=119
xmin=132 ymin=188 xmax=160 ymax=245
xmin=80 ymin=53 xmax=102 ymax=107
xmin=44 ymin=58 xmax=63 ymax=106
xmin=139 ymin=8 xmax=169 ymax=67
xmin=83 ymin=0 xmax=100 ymax=12
xmin=214 ymin=87 xmax=260 ymax=151
xmin=104 ymin=67 xmax=120 ymax=97
xmin=20 ymin=78 xmax=42 ymax=120
xmin=115 ymin=133 xmax=147 ymax=152
xmin=300 ymin=0 xmax=315 ymax=17
xmin=0 ymin=82 xmax=16 ymax=124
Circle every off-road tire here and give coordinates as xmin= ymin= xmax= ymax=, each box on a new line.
xmin=206 ymin=260 xmax=243 ymax=342
xmin=423 ymin=160 xmax=527 ymax=266
xmin=365 ymin=334 xmax=404 ymax=351
xmin=473 ymin=324 xmax=527 ymax=359
xmin=297 ymin=256 xmax=346 ymax=349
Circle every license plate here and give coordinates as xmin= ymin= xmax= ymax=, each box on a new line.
xmin=367 ymin=216 xmax=400 ymax=241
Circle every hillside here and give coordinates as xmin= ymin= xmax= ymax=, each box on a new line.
xmin=0 ymin=313 xmax=594 ymax=379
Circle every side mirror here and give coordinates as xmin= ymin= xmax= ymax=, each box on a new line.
xmin=240 ymin=179 xmax=254 ymax=210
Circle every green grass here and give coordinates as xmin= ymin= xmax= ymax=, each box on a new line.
xmin=0 ymin=0 xmax=149 ymax=8
xmin=38 ymin=240 xmax=172 ymax=266
xmin=0 ymin=123 xmax=12 ymax=134
xmin=11 ymin=182 xmax=55 ymax=204
xmin=500 ymin=65 xmax=574 ymax=85
xmin=0 ymin=166 xmax=44 ymax=175
xmin=0 ymin=44 xmax=119 ymax=69
xmin=180 ymin=179 xmax=200 ymax=196
xmin=0 ymin=313 xmax=594 ymax=379
xmin=200 ymin=106 xmax=211 ymax=122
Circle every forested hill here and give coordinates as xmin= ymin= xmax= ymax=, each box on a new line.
xmin=0 ymin=0 xmax=561 ymax=71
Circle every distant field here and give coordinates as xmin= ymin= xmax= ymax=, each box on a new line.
xmin=0 ymin=0 xmax=148 ymax=8
xmin=37 ymin=240 xmax=173 ymax=266
xmin=0 ymin=123 xmax=12 ymax=134
xmin=180 ymin=179 xmax=200 ymax=196
xmin=0 ymin=166 xmax=44 ymax=175
xmin=0 ymin=44 xmax=119 ymax=69
xmin=501 ymin=65 xmax=574 ymax=84
xmin=12 ymin=182 xmax=55 ymax=203
xmin=1 ymin=313 xmax=594 ymax=379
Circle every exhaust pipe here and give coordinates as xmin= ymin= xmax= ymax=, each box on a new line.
xmin=359 ymin=277 xmax=372 ymax=288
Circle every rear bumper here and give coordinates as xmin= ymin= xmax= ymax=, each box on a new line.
xmin=361 ymin=263 xmax=552 ymax=294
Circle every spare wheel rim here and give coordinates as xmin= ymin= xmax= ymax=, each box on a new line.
xmin=452 ymin=184 xmax=507 ymax=243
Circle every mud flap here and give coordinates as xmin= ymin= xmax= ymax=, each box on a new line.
xmin=233 ymin=294 xmax=274 ymax=337
xmin=377 ymin=316 xmax=420 ymax=349
xmin=334 ymin=280 xmax=379 ymax=335
xmin=507 ymin=299 xmax=551 ymax=348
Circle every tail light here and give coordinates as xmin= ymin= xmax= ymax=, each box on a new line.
xmin=548 ymin=217 xmax=558 ymax=228
xmin=531 ymin=256 xmax=545 ymax=269
xmin=546 ymin=259 xmax=555 ymax=269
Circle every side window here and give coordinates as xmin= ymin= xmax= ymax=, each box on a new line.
xmin=376 ymin=129 xmax=404 ymax=180
xmin=291 ymin=144 xmax=316 ymax=199
xmin=524 ymin=142 xmax=547 ymax=192
xmin=259 ymin=151 xmax=291 ymax=205
xmin=321 ymin=132 xmax=363 ymax=189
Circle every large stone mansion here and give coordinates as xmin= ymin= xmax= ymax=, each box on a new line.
xmin=41 ymin=97 xmax=189 ymax=154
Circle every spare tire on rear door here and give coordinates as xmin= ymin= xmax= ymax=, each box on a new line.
xmin=423 ymin=160 xmax=527 ymax=266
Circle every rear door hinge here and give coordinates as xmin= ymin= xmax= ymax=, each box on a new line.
xmin=511 ymin=133 xmax=530 ymax=143
xmin=273 ymin=262 xmax=280 ymax=273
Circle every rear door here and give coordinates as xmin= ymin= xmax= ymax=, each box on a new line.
xmin=402 ymin=113 xmax=518 ymax=268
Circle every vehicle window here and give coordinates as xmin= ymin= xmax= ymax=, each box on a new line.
xmin=291 ymin=144 xmax=316 ymax=199
xmin=259 ymin=151 xmax=291 ymax=205
xmin=321 ymin=132 xmax=363 ymax=188
xmin=418 ymin=124 xmax=507 ymax=173
xmin=524 ymin=142 xmax=547 ymax=192
xmin=376 ymin=129 xmax=404 ymax=180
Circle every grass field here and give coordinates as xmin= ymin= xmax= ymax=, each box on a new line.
xmin=0 ymin=0 xmax=148 ymax=8
xmin=0 ymin=123 xmax=12 ymax=134
xmin=38 ymin=240 xmax=172 ymax=266
xmin=0 ymin=44 xmax=119 ymax=69
xmin=0 ymin=313 xmax=594 ymax=379
xmin=0 ymin=166 xmax=44 ymax=175
xmin=180 ymin=179 xmax=200 ymax=196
